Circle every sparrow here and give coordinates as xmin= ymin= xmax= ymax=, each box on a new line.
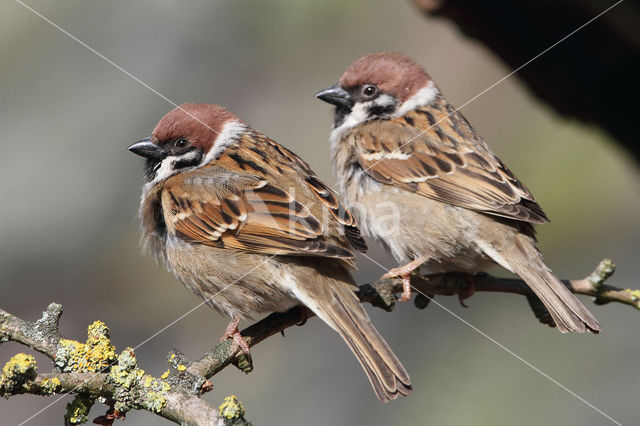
xmin=128 ymin=103 xmax=411 ymax=401
xmin=315 ymin=52 xmax=601 ymax=333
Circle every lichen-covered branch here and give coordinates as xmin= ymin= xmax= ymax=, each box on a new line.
xmin=0 ymin=305 xmax=240 ymax=425
xmin=0 ymin=259 xmax=635 ymax=424
xmin=0 ymin=303 xmax=62 ymax=358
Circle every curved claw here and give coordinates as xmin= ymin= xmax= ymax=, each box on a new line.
xmin=221 ymin=318 xmax=251 ymax=356
xmin=398 ymin=276 xmax=412 ymax=302
xmin=458 ymin=275 xmax=476 ymax=308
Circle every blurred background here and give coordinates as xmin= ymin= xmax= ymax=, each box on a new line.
xmin=1 ymin=1 xmax=638 ymax=425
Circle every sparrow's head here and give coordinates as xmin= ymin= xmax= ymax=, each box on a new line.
xmin=315 ymin=52 xmax=437 ymax=128
xmin=128 ymin=103 xmax=244 ymax=183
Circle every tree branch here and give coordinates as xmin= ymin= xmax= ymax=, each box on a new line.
xmin=0 ymin=305 xmax=236 ymax=425
xmin=0 ymin=259 xmax=635 ymax=424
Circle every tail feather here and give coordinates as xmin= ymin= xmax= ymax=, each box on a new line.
xmin=515 ymin=262 xmax=600 ymax=333
xmin=329 ymin=286 xmax=412 ymax=400
xmin=491 ymin=234 xmax=601 ymax=333
xmin=288 ymin=270 xmax=411 ymax=401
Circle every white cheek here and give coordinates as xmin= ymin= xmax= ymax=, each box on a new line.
xmin=337 ymin=102 xmax=370 ymax=132
xmin=374 ymin=94 xmax=396 ymax=108
xmin=151 ymin=149 xmax=205 ymax=184
xmin=329 ymin=95 xmax=398 ymax=149
xmin=329 ymin=102 xmax=371 ymax=155
xmin=148 ymin=120 xmax=249 ymax=185
xmin=203 ymin=120 xmax=248 ymax=165
xmin=395 ymin=81 xmax=438 ymax=116
xmin=152 ymin=156 xmax=178 ymax=184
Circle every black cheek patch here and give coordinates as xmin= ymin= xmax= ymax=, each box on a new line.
xmin=333 ymin=105 xmax=351 ymax=128
xmin=174 ymin=148 xmax=204 ymax=169
xmin=144 ymin=158 xmax=160 ymax=181
xmin=367 ymin=103 xmax=396 ymax=117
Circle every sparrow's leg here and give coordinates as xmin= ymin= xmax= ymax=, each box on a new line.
xmin=382 ymin=256 xmax=429 ymax=302
xmin=220 ymin=317 xmax=251 ymax=355
xmin=458 ymin=274 xmax=476 ymax=308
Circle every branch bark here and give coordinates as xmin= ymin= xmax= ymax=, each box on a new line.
xmin=0 ymin=259 xmax=635 ymax=425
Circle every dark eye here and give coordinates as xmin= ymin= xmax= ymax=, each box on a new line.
xmin=174 ymin=138 xmax=189 ymax=149
xmin=362 ymin=85 xmax=377 ymax=97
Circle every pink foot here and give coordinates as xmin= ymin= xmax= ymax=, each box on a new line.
xmin=382 ymin=256 xmax=429 ymax=302
xmin=221 ymin=318 xmax=251 ymax=356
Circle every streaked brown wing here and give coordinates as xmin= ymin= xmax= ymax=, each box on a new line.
xmin=353 ymin=107 xmax=548 ymax=224
xmin=221 ymin=132 xmax=367 ymax=253
xmin=303 ymin=175 xmax=367 ymax=253
xmin=162 ymin=165 xmax=353 ymax=258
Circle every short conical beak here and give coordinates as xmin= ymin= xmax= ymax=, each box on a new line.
xmin=128 ymin=137 xmax=163 ymax=160
xmin=315 ymin=84 xmax=354 ymax=108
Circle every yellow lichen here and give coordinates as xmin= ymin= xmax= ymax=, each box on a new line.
xmin=0 ymin=353 xmax=38 ymax=396
xmin=107 ymin=348 xmax=170 ymax=414
xmin=160 ymin=369 xmax=170 ymax=379
xmin=55 ymin=321 xmax=116 ymax=373
xmin=144 ymin=376 xmax=153 ymax=388
xmin=219 ymin=395 xmax=245 ymax=420
xmin=177 ymin=364 xmax=187 ymax=371
xmin=627 ymin=289 xmax=640 ymax=302
xmin=142 ymin=377 xmax=171 ymax=413
xmin=626 ymin=289 xmax=640 ymax=309
xmin=40 ymin=377 xmax=62 ymax=394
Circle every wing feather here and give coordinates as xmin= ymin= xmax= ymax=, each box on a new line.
xmin=162 ymin=166 xmax=353 ymax=258
xmin=353 ymin=106 xmax=549 ymax=224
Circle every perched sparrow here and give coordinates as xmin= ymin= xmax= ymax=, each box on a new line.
xmin=316 ymin=52 xmax=601 ymax=333
xmin=128 ymin=103 xmax=411 ymax=401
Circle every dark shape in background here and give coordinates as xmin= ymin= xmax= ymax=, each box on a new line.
xmin=415 ymin=0 xmax=640 ymax=162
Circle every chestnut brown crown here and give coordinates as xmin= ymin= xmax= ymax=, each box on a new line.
xmin=128 ymin=103 xmax=243 ymax=182
xmin=152 ymin=103 xmax=241 ymax=151
xmin=339 ymin=52 xmax=431 ymax=102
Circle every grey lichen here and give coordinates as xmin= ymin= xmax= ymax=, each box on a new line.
xmin=167 ymin=350 xmax=190 ymax=370
xmin=165 ymin=350 xmax=205 ymax=394
xmin=232 ymin=354 xmax=253 ymax=374
xmin=0 ymin=353 xmax=38 ymax=397
xmin=107 ymin=348 xmax=171 ymax=413
xmin=64 ymin=393 xmax=94 ymax=425
xmin=0 ymin=311 xmax=9 ymax=343
xmin=31 ymin=303 xmax=63 ymax=343
xmin=358 ymin=282 xmax=396 ymax=312
xmin=108 ymin=348 xmax=145 ymax=412
xmin=589 ymin=258 xmax=616 ymax=290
